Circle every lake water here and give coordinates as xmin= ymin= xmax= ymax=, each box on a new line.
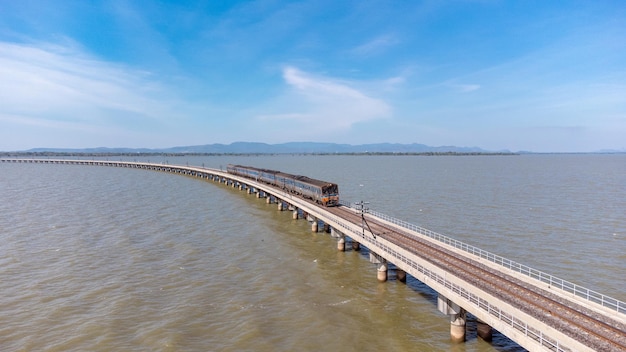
xmin=1 ymin=154 xmax=624 ymax=351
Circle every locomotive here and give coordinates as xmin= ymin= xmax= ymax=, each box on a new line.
xmin=226 ymin=164 xmax=339 ymax=206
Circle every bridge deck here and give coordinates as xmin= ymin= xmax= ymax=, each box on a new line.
xmin=325 ymin=205 xmax=626 ymax=351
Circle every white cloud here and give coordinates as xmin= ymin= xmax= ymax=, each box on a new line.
xmin=455 ymin=84 xmax=481 ymax=92
xmin=441 ymin=82 xmax=481 ymax=93
xmin=0 ymin=41 xmax=179 ymax=128
xmin=351 ymin=34 xmax=399 ymax=56
xmin=256 ymin=66 xmax=391 ymax=133
xmin=384 ymin=76 xmax=406 ymax=86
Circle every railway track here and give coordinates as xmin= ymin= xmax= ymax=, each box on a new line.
xmin=330 ymin=205 xmax=626 ymax=352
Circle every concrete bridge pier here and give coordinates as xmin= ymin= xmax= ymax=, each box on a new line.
xmin=438 ymin=294 xmax=466 ymax=342
xmin=332 ymin=228 xmax=345 ymax=251
xmin=307 ymin=215 xmax=318 ymax=232
xmin=292 ymin=208 xmax=299 ymax=220
xmin=396 ymin=268 xmax=407 ymax=283
xmin=256 ymin=190 xmax=263 ymax=198
xmin=247 ymin=187 xmax=253 ymax=194
xmin=338 ymin=236 xmax=345 ymax=251
xmin=369 ymin=252 xmax=388 ymax=282
xmin=476 ymin=319 xmax=493 ymax=341
xmin=450 ymin=309 xmax=466 ymax=342
xmin=377 ymin=262 xmax=388 ymax=282
xmin=277 ymin=200 xmax=284 ymax=211
xmin=351 ymin=239 xmax=360 ymax=251
xmin=266 ymin=194 xmax=273 ymax=204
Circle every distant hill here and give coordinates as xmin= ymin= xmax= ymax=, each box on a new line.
xmin=18 ymin=142 xmax=509 ymax=155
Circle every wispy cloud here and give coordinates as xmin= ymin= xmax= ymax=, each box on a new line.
xmin=256 ymin=66 xmax=391 ymax=136
xmin=0 ymin=41 xmax=171 ymax=118
xmin=0 ymin=40 xmax=210 ymax=149
xmin=0 ymin=41 xmax=190 ymax=143
xmin=351 ymin=34 xmax=399 ymax=56
xmin=443 ymin=83 xmax=481 ymax=93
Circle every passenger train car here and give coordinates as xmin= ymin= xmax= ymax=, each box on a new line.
xmin=226 ymin=164 xmax=339 ymax=206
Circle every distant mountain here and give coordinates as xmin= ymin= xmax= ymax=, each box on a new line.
xmin=21 ymin=142 xmax=508 ymax=154
xmin=161 ymin=142 xmax=501 ymax=154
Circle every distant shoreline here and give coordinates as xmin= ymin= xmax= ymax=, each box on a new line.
xmin=1 ymin=151 xmax=523 ymax=157
xmin=4 ymin=151 xmax=625 ymax=157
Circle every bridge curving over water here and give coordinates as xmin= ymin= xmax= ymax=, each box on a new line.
xmin=3 ymin=158 xmax=625 ymax=352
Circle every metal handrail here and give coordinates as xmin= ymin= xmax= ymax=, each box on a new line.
xmin=342 ymin=201 xmax=625 ymax=315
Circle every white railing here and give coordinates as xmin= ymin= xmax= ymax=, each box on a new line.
xmin=353 ymin=214 xmax=571 ymax=352
xmin=343 ymin=201 xmax=625 ymax=315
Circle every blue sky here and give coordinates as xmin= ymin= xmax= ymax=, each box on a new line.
xmin=1 ymin=1 xmax=624 ymax=152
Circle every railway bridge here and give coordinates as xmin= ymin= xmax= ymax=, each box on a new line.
xmin=2 ymin=158 xmax=625 ymax=352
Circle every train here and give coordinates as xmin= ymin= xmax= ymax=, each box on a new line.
xmin=226 ymin=164 xmax=339 ymax=206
